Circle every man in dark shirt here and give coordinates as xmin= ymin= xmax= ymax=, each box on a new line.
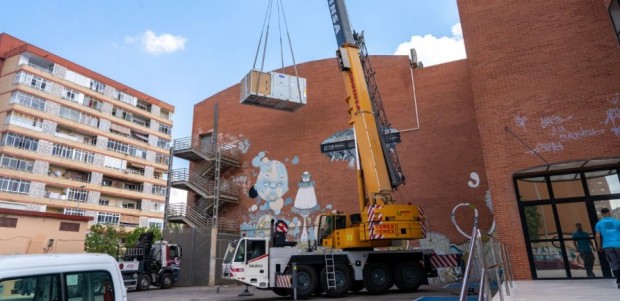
xmin=572 ymin=223 xmax=595 ymax=277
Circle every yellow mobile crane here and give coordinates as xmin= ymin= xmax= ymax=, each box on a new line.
xmin=318 ymin=0 xmax=425 ymax=250
xmin=222 ymin=0 xmax=433 ymax=298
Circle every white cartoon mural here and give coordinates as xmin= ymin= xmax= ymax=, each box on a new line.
xmin=292 ymin=171 xmax=320 ymax=243
xmin=251 ymin=152 xmax=289 ymax=214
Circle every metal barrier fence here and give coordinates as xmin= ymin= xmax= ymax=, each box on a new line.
xmin=459 ymin=228 xmax=514 ymax=301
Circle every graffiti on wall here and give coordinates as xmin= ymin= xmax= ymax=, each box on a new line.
xmin=514 ymin=113 xmax=528 ymax=132
xmin=467 ymin=172 xmax=480 ymax=188
xmin=513 ymin=105 xmax=608 ymax=155
xmin=604 ymin=93 xmax=620 ymax=137
xmin=238 ymin=148 xmax=333 ymax=248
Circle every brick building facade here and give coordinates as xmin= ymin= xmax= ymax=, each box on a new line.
xmin=189 ymin=1 xmax=620 ymax=281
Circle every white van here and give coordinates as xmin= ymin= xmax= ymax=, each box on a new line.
xmin=0 ymin=253 xmax=127 ymax=301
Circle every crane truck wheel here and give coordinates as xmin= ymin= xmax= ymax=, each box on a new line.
xmin=363 ymin=262 xmax=393 ymax=294
xmin=393 ymin=262 xmax=423 ymax=292
xmin=136 ymin=274 xmax=152 ymax=291
xmin=292 ymin=264 xmax=318 ymax=299
xmin=160 ymin=273 xmax=173 ymax=289
xmin=320 ymin=264 xmax=352 ymax=298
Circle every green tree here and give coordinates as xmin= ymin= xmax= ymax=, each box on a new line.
xmin=524 ymin=206 xmax=542 ymax=241
xmin=125 ymin=226 xmax=162 ymax=247
xmin=84 ymin=224 xmax=126 ymax=256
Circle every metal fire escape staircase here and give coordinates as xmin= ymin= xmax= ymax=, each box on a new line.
xmin=167 ymin=137 xmax=241 ymax=233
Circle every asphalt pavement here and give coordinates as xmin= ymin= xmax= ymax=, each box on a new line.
xmin=127 ymin=283 xmax=458 ymax=301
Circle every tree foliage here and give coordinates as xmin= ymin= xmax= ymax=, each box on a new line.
xmin=124 ymin=226 xmax=162 ymax=247
xmin=84 ymin=225 xmax=162 ymax=257
xmin=524 ymin=206 xmax=542 ymax=241
xmin=84 ymin=224 xmax=124 ymax=256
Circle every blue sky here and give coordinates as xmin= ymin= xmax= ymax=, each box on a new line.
xmin=1 ymin=1 xmax=465 ymax=202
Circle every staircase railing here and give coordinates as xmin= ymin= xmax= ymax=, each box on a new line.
xmin=167 ymin=203 xmax=209 ymax=229
xmin=172 ymin=136 xmax=241 ymax=164
xmin=170 ymin=168 xmax=240 ymax=199
xmin=167 ymin=203 xmax=239 ymax=233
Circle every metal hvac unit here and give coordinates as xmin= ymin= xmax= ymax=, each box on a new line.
xmin=240 ymin=69 xmax=306 ymax=112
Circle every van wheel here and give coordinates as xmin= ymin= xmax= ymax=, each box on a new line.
xmin=393 ymin=262 xmax=423 ymax=292
xmin=160 ymin=273 xmax=173 ymax=289
xmin=293 ymin=265 xmax=318 ymax=299
xmin=136 ymin=274 xmax=152 ymax=291
xmin=363 ymin=262 xmax=393 ymax=294
xmin=321 ymin=264 xmax=352 ymax=298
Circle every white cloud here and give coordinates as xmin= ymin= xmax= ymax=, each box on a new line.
xmin=169 ymin=188 xmax=187 ymax=204
xmin=394 ymin=23 xmax=466 ymax=67
xmin=125 ymin=30 xmax=187 ymax=55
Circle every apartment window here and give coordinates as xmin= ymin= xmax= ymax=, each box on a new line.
xmin=102 ymin=179 xmax=112 ymax=187
xmin=0 ymin=154 xmax=34 ymax=172
xmin=96 ymin=212 xmax=120 ymax=225
xmin=59 ymin=222 xmax=80 ymax=232
xmin=107 ymin=139 xmax=129 ymax=154
xmin=14 ymin=71 xmax=49 ymax=92
xmin=128 ymin=145 xmax=147 ymax=159
xmin=137 ymin=101 xmax=151 ymax=112
xmin=10 ymin=91 xmax=46 ymax=111
xmin=152 ymin=185 xmax=167 ymax=196
xmin=157 ymin=138 xmax=170 ymax=149
xmin=122 ymin=202 xmax=136 ymax=209
xmin=2 ymin=132 xmax=38 ymax=151
xmin=84 ymin=96 xmax=104 ymax=111
xmin=112 ymin=107 xmax=132 ymax=121
xmin=52 ymin=144 xmax=95 ymax=164
xmin=6 ymin=112 xmax=43 ymax=129
xmin=63 ymin=208 xmax=85 ymax=216
xmin=123 ymin=183 xmax=142 ymax=192
xmin=67 ymin=188 xmax=88 ymax=202
xmin=59 ymin=106 xmax=99 ymax=127
xmin=63 ymin=88 xmax=78 ymax=101
xmin=90 ymin=80 xmax=106 ymax=93
xmin=611 ymin=0 xmax=620 ymax=42
xmin=149 ymin=221 xmax=163 ymax=229
xmin=158 ymin=123 xmax=171 ymax=135
xmin=155 ymin=153 xmax=169 ymax=165
xmin=0 ymin=176 xmax=30 ymax=194
xmin=99 ymin=199 xmax=110 ymax=206
xmin=117 ymin=91 xmax=135 ymax=105
xmin=0 ymin=216 xmax=18 ymax=228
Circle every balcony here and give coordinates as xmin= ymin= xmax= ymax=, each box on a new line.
xmin=102 ymin=177 xmax=143 ymax=193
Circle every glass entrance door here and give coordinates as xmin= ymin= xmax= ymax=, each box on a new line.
xmin=515 ymin=163 xmax=620 ymax=279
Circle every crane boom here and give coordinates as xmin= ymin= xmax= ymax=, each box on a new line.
xmin=318 ymin=0 xmax=424 ymax=248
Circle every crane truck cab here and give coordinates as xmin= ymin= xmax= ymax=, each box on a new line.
xmin=117 ymin=232 xmax=182 ymax=291
xmin=0 ymin=253 xmax=127 ymax=301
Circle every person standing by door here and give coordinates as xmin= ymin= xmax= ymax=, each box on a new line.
xmin=595 ymin=208 xmax=620 ymax=288
xmin=573 ymin=223 xmax=595 ymax=277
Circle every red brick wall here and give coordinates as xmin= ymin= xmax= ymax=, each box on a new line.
xmin=458 ymin=0 xmax=620 ymax=279
xmin=192 ymin=56 xmax=489 ymax=245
